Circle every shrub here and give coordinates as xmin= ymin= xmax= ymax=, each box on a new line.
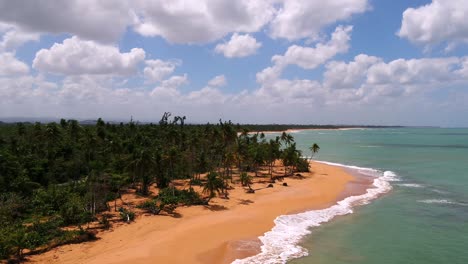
xmin=189 ymin=178 xmax=203 ymax=186
xmin=118 ymin=208 xmax=135 ymax=222
xmin=100 ymin=214 xmax=111 ymax=229
xmin=239 ymin=172 xmax=252 ymax=187
xmin=158 ymin=187 xmax=203 ymax=206
xmin=137 ymin=200 xmax=160 ymax=215
xmin=295 ymin=158 xmax=310 ymax=172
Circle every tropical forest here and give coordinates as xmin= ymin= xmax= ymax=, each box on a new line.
xmin=0 ymin=113 xmax=315 ymax=262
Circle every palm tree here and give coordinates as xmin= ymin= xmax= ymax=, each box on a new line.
xmin=202 ymin=172 xmax=224 ymax=203
xmin=128 ymin=148 xmax=155 ymax=195
xmin=309 ymin=143 xmax=320 ymax=161
xmin=239 ymin=172 xmax=253 ymax=190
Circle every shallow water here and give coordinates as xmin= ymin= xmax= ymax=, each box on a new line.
xmin=287 ymin=128 xmax=468 ymax=264
xmin=234 ymin=128 xmax=468 ymax=263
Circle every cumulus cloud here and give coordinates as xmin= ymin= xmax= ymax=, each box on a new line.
xmin=150 ymin=74 xmax=188 ymax=99
xmin=0 ymin=24 xmax=40 ymax=51
xmin=0 ymin=52 xmax=29 ymax=76
xmin=0 ymin=0 xmax=131 ymax=43
xmin=187 ymin=87 xmax=226 ymax=104
xmin=144 ymin=59 xmax=181 ymax=83
xmin=257 ymin=25 xmax=353 ymax=85
xmin=324 ymin=54 xmax=382 ymax=89
xmin=215 ymin=33 xmax=261 ymax=58
xmin=1 ymin=0 xmax=370 ymax=45
xmin=269 ymin=0 xmax=368 ymax=41
xmin=278 ymin=25 xmax=353 ymax=69
xmin=207 ymin=75 xmax=227 ymax=87
xmin=322 ymin=55 xmax=468 ymax=101
xmin=398 ymin=0 xmax=468 ymax=51
xmin=33 ymin=36 xmax=145 ymax=76
xmin=366 ymin=57 xmax=461 ymax=85
xmin=133 ymin=0 xmax=274 ymax=44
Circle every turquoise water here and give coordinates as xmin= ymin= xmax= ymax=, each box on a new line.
xmin=287 ymin=128 xmax=468 ymax=264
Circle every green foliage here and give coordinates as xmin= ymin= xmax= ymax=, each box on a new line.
xmin=0 ymin=193 xmax=27 ymax=224
xmin=295 ymin=158 xmax=310 ymax=172
xmin=137 ymin=200 xmax=160 ymax=215
xmin=239 ymin=172 xmax=252 ymax=187
xmin=158 ymin=187 xmax=204 ymax=206
xmin=100 ymin=214 xmax=112 ymax=229
xmin=0 ymin=115 xmax=321 ymax=259
xmin=118 ymin=208 xmax=135 ymax=222
xmin=203 ymin=172 xmax=224 ymax=200
xmin=60 ymin=193 xmax=92 ymax=225
xmin=189 ymin=178 xmax=203 ymax=186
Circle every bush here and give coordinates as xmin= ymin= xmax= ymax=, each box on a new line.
xmin=59 ymin=194 xmax=92 ymax=225
xmin=137 ymin=200 xmax=161 ymax=215
xmin=189 ymin=178 xmax=203 ymax=186
xmin=100 ymin=214 xmax=111 ymax=229
xmin=295 ymin=158 xmax=310 ymax=172
xmin=239 ymin=172 xmax=252 ymax=187
xmin=118 ymin=208 xmax=135 ymax=222
xmin=158 ymin=187 xmax=203 ymax=206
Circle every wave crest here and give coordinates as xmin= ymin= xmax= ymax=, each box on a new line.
xmin=232 ymin=161 xmax=395 ymax=264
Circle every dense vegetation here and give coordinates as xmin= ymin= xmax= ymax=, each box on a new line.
xmin=0 ymin=113 xmax=314 ymax=261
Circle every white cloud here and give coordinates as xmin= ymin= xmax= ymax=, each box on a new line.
xmin=0 ymin=0 xmax=369 ymax=45
xmin=187 ymin=87 xmax=226 ymax=104
xmin=215 ymin=33 xmax=261 ymax=58
xmin=278 ymin=25 xmax=353 ymax=69
xmin=366 ymin=57 xmax=461 ymax=85
xmin=144 ymin=59 xmax=181 ymax=83
xmin=133 ymin=0 xmax=274 ymax=44
xmin=456 ymin=57 xmax=468 ymax=78
xmin=321 ymin=55 xmax=468 ymax=103
xmin=0 ymin=24 xmax=40 ymax=51
xmin=324 ymin=54 xmax=382 ymax=89
xmin=269 ymin=0 xmax=368 ymax=41
xmin=33 ymin=36 xmax=145 ymax=76
xmin=150 ymin=74 xmax=188 ymax=99
xmin=207 ymin=75 xmax=227 ymax=87
xmin=257 ymin=25 xmax=353 ymax=85
xmin=398 ymin=0 xmax=468 ymax=50
xmin=0 ymin=52 xmax=29 ymax=76
xmin=0 ymin=0 xmax=131 ymax=43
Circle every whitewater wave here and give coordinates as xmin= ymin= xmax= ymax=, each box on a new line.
xmin=417 ymin=199 xmax=468 ymax=206
xmin=232 ymin=161 xmax=395 ymax=264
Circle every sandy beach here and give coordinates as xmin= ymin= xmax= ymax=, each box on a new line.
xmin=28 ymin=161 xmax=372 ymax=264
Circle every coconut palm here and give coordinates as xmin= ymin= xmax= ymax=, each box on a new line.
xmin=309 ymin=143 xmax=320 ymax=160
xmin=239 ymin=172 xmax=253 ymax=190
xmin=202 ymin=172 xmax=224 ymax=202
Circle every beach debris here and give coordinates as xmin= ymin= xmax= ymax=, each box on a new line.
xmin=267 ymin=183 xmax=274 ymax=188
xmin=283 ymin=182 xmax=288 ymax=187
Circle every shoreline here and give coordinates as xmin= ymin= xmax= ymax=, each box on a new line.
xmin=245 ymin=127 xmax=367 ymax=135
xmin=28 ymin=161 xmax=374 ymax=264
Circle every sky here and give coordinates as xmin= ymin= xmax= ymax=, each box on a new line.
xmin=1 ymin=0 xmax=468 ymax=126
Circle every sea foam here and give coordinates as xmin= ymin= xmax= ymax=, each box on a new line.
xmin=232 ymin=161 xmax=395 ymax=264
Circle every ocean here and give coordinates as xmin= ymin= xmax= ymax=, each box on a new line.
xmin=236 ymin=128 xmax=468 ymax=264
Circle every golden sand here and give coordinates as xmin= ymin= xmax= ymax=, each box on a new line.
xmin=29 ymin=161 xmax=370 ymax=264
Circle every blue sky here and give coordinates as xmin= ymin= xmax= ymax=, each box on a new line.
xmin=1 ymin=0 xmax=468 ymax=126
